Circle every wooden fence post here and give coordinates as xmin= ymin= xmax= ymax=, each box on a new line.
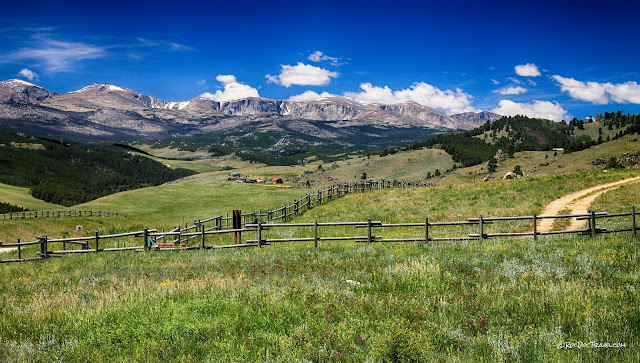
xmin=143 ymin=227 xmax=149 ymax=250
xmin=533 ymin=214 xmax=538 ymax=241
xmin=62 ymin=234 xmax=66 ymax=251
xmin=17 ymin=238 xmax=21 ymax=260
xmin=367 ymin=218 xmax=372 ymax=244
xmin=632 ymin=206 xmax=636 ymax=238
xmin=201 ymin=225 xmax=206 ymax=249
xmin=39 ymin=236 xmax=45 ymax=259
xmin=257 ymin=219 xmax=262 ymax=248
xmin=590 ymin=210 xmax=596 ymax=238
xmin=314 ymin=220 xmax=318 ymax=248
xmin=233 ymin=210 xmax=242 ymax=244
xmin=95 ymin=231 xmax=99 ymax=253
xmin=425 ymin=217 xmax=429 ymax=243
xmin=479 ymin=215 xmax=485 ymax=239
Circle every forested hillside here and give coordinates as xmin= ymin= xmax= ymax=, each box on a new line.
xmin=0 ymin=133 xmax=194 ymax=206
xmin=380 ymin=113 xmax=640 ymax=166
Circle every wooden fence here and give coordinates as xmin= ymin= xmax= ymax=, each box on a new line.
xmin=1 ymin=210 xmax=126 ymax=220
xmin=0 ymin=180 xmax=430 ymax=263
xmin=1 ymin=207 xmax=637 ymax=264
xmin=243 ymin=207 xmax=638 ymax=246
xmin=188 ymin=180 xmax=434 ymax=230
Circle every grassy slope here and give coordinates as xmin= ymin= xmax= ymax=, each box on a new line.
xmin=438 ymin=134 xmax=640 ymax=185
xmin=1 ymin=169 xmax=639 ymax=361
xmin=1 ymin=134 xmax=638 ymax=244
xmin=0 ymin=171 xmax=306 ymax=244
xmin=0 ymin=183 xmax=61 ymax=210
xmin=303 ymin=148 xmax=454 ymax=186
xmin=126 ymin=144 xmax=222 ymax=173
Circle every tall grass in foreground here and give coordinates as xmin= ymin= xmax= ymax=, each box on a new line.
xmin=1 ymin=169 xmax=639 ymax=361
xmin=1 ymin=232 xmax=638 ymax=361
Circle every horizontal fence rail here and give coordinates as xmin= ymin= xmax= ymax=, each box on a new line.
xmin=1 ymin=206 xmax=637 ymax=264
xmin=1 ymin=210 xmax=126 ymax=220
xmin=170 ymin=180 xmax=433 ymax=233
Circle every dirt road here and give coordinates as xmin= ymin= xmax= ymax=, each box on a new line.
xmin=537 ymin=176 xmax=640 ymax=232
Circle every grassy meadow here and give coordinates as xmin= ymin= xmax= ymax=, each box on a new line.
xmin=1 ymin=163 xmax=639 ymax=361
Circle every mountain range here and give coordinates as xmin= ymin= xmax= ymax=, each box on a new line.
xmin=0 ymin=79 xmax=501 ymax=147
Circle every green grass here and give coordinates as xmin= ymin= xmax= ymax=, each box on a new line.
xmin=0 ymin=183 xmax=62 ymax=210
xmin=1 ymin=168 xmax=640 ymax=361
xmin=440 ymin=134 xmax=640 ymax=184
xmin=302 ymin=148 xmax=455 ymax=186
xmin=0 ymin=172 xmax=305 ymax=245
xmin=1 ymin=137 xmax=639 ymax=360
xmin=1 ymin=230 xmax=638 ymax=361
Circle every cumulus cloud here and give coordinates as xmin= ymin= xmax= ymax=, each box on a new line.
xmin=199 ymin=74 xmax=259 ymax=101
xmin=494 ymin=86 xmax=527 ymax=95
xmin=552 ymin=75 xmax=640 ymax=104
xmin=343 ymin=82 xmax=476 ymax=115
xmin=266 ymin=62 xmax=338 ymax=87
xmin=515 ymin=63 xmax=541 ymax=77
xmin=288 ymin=90 xmax=337 ymax=101
xmin=18 ymin=68 xmax=39 ymax=81
xmin=491 ymin=79 xmax=500 ymax=85
xmin=492 ymin=100 xmax=570 ymax=122
xmin=604 ymin=82 xmax=640 ymax=104
xmin=308 ymin=51 xmax=344 ymax=66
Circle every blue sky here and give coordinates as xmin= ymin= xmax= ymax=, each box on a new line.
xmin=1 ymin=0 xmax=639 ymax=121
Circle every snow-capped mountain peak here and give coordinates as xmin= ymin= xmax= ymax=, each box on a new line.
xmin=0 ymin=79 xmax=56 ymax=102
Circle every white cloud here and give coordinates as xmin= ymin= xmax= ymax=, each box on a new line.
xmin=199 ymin=74 xmax=259 ymax=101
xmin=551 ymin=75 xmax=609 ymax=104
xmin=308 ymin=51 xmax=344 ymax=66
xmin=343 ymin=82 xmax=476 ymax=115
xmin=18 ymin=68 xmax=39 ymax=81
xmin=266 ymin=62 xmax=338 ymax=87
xmin=527 ymin=79 xmax=537 ymax=86
xmin=506 ymin=77 xmax=521 ymax=84
xmin=492 ymin=100 xmax=570 ymax=122
xmin=136 ymin=38 xmax=194 ymax=51
xmin=215 ymin=75 xmax=237 ymax=84
xmin=552 ymin=75 xmax=640 ymax=105
xmin=288 ymin=90 xmax=337 ymax=101
xmin=491 ymin=79 xmax=500 ymax=85
xmin=197 ymin=79 xmax=208 ymax=87
xmin=3 ymin=38 xmax=106 ymax=72
xmin=494 ymin=86 xmax=527 ymax=95
xmin=603 ymin=81 xmax=640 ymax=104
xmin=515 ymin=63 xmax=541 ymax=77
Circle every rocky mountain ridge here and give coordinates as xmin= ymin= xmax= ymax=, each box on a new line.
xmin=0 ymin=79 xmax=502 ymax=141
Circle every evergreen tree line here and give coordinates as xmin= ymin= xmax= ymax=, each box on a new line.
xmin=379 ymin=113 xmax=640 ymax=166
xmin=0 ymin=202 xmax=28 ymax=214
xmin=0 ymin=133 xmax=194 ymax=206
